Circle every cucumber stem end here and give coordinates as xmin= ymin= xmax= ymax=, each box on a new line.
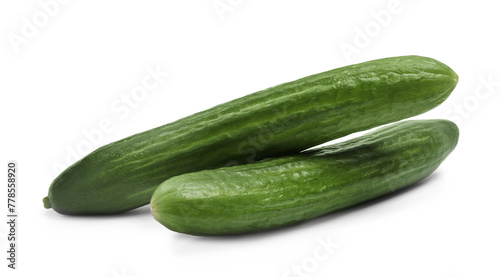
xmin=43 ymin=197 xmax=52 ymax=209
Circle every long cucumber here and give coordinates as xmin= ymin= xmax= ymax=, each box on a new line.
xmin=44 ymin=56 xmax=458 ymax=215
xmin=151 ymin=120 xmax=459 ymax=235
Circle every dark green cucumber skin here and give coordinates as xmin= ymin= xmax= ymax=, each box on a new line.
xmin=45 ymin=56 xmax=458 ymax=215
xmin=151 ymin=120 xmax=459 ymax=235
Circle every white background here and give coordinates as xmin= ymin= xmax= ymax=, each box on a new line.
xmin=1 ymin=0 xmax=499 ymax=276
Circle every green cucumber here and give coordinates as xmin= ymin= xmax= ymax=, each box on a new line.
xmin=151 ymin=119 xmax=459 ymax=235
xmin=44 ymin=55 xmax=458 ymax=215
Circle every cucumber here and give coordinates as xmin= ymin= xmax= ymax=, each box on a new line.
xmin=44 ymin=55 xmax=458 ymax=215
xmin=151 ymin=120 xmax=459 ymax=235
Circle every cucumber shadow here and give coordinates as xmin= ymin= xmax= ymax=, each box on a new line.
xmin=46 ymin=204 xmax=153 ymax=219
xmin=174 ymin=172 xmax=440 ymax=242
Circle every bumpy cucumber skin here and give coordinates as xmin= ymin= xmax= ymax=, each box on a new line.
xmin=151 ymin=120 xmax=459 ymax=235
xmin=46 ymin=56 xmax=458 ymax=215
